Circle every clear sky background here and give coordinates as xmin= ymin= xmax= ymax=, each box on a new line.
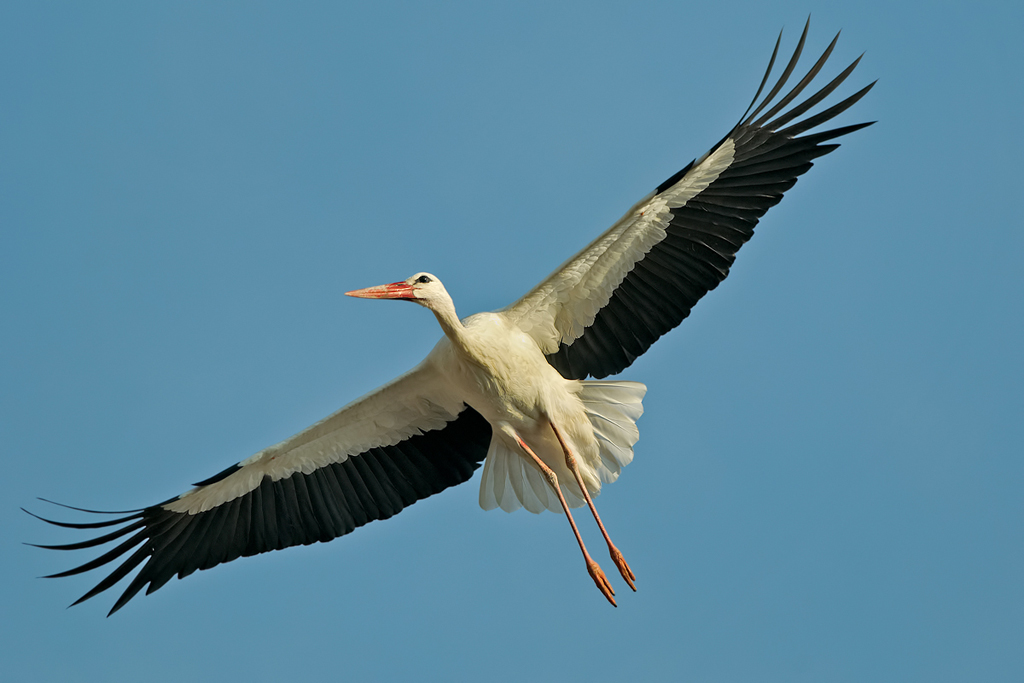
xmin=2 ymin=2 xmax=1021 ymax=681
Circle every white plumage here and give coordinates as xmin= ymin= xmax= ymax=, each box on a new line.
xmin=480 ymin=379 xmax=646 ymax=514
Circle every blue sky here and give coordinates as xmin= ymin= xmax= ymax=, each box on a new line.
xmin=2 ymin=1 xmax=1021 ymax=681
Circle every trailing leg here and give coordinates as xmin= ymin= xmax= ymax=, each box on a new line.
xmin=509 ymin=431 xmax=617 ymax=607
xmin=550 ymin=422 xmax=636 ymax=591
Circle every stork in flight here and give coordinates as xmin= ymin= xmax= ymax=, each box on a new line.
xmin=30 ymin=22 xmax=874 ymax=614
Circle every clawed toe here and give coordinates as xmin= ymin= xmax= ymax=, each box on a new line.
xmin=609 ymin=546 xmax=636 ymax=591
xmin=586 ymin=559 xmax=617 ymax=607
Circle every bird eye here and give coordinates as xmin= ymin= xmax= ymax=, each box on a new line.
xmin=416 ymin=275 xmax=431 ymax=284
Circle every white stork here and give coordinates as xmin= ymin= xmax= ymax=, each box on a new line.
xmin=29 ymin=21 xmax=874 ymax=614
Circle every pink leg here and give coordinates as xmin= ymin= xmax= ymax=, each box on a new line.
xmin=511 ymin=432 xmax=617 ymax=607
xmin=550 ymin=423 xmax=636 ymax=591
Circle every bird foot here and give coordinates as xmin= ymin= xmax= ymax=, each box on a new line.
xmin=587 ymin=558 xmax=617 ymax=607
xmin=609 ymin=546 xmax=636 ymax=591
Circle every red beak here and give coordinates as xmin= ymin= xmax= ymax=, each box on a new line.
xmin=345 ymin=282 xmax=417 ymax=300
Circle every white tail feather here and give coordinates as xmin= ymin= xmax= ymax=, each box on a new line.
xmin=479 ymin=380 xmax=646 ymax=514
xmin=479 ymin=438 xmax=516 ymax=512
xmin=580 ymin=380 xmax=646 ymax=484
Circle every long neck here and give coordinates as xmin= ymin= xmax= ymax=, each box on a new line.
xmin=429 ymin=295 xmax=468 ymax=349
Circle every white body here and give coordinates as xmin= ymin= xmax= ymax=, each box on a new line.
xmin=426 ymin=311 xmax=645 ymax=513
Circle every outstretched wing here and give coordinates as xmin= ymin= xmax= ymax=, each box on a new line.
xmin=29 ymin=361 xmax=492 ymax=615
xmin=504 ymin=20 xmax=875 ymax=379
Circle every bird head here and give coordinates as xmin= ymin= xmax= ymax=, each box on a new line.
xmin=345 ymin=272 xmax=448 ymax=309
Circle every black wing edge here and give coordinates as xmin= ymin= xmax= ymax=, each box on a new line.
xmin=546 ymin=18 xmax=876 ymax=380
xmin=27 ymin=408 xmax=492 ymax=616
